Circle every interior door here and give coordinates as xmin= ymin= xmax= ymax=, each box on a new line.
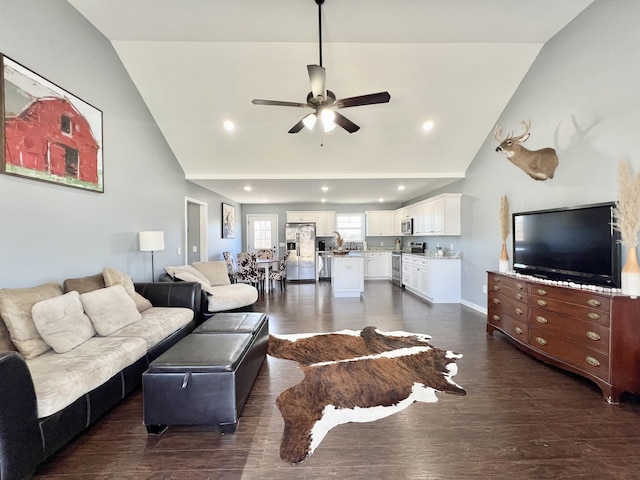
xmin=247 ymin=214 xmax=278 ymax=257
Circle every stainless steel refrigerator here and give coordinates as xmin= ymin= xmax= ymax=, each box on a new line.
xmin=285 ymin=223 xmax=316 ymax=281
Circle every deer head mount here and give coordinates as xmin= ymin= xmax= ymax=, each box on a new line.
xmin=494 ymin=119 xmax=559 ymax=181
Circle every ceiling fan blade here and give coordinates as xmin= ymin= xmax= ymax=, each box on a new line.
xmin=252 ymin=99 xmax=310 ymax=108
xmin=334 ymin=112 xmax=360 ymax=133
xmin=307 ymin=64 xmax=326 ymax=101
xmin=335 ymin=92 xmax=391 ymax=109
xmin=288 ymin=118 xmax=306 ymax=134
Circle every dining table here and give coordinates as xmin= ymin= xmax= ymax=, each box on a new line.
xmin=256 ymin=257 xmax=280 ymax=292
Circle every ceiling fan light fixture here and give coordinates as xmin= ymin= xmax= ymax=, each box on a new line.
xmin=321 ymin=109 xmax=336 ymax=132
xmin=302 ymin=113 xmax=317 ymax=130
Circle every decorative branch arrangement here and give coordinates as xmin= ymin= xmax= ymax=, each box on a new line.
xmin=613 ymin=159 xmax=640 ymax=248
xmin=499 ymin=195 xmax=510 ymax=272
xmin=333 ymin=231 xmax=344 ymax=249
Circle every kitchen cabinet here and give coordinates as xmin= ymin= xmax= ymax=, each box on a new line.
xmin=402 ymin=254 xmax=460 ymax=303
xmin=394 ymin=208 xmax=410 ymax=236
xmin=402 ymin=194 xmax=461 ymax=236
xmin=363 ymin=252 xmax=391 ymax=279
xmin=365 ymin=211 xmax=395 ymax=236
xmin=331 ymin=255 xmax=364 ymax=297
xmin=487 ymin=271 xmax=640 ymax=403
xmin=286 ymin=211 xmax=335 ymax=236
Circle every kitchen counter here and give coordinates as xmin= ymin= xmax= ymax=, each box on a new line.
xmin=331 ymin=255 xmax=364 ymax=297
xmin=403 ymin=250 xmax=463 ymax=259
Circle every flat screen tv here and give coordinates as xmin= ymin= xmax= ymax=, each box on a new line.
xmin=512 ymin=202 xmax=621 ymax=288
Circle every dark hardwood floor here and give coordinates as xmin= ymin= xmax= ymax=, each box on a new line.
xmin=33 ymin=280 xmax=640 ymax=479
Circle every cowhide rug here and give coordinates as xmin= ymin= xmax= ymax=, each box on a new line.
xmin=268 ymin=326 xmax=466 ymax=464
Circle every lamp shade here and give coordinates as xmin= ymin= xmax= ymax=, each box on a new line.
xmin=139 ymin=231 xmax=165 ymax=252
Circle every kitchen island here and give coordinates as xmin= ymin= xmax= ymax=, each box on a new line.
xmin=331 ymin=253 xmax=364 ymax=297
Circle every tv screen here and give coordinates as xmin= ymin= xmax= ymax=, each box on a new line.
xmin=512 ymin=202 xmax=621 ymax=287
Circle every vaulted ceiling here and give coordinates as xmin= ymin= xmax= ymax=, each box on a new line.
xmin=67 ymin=0 xmax=593 ymax=204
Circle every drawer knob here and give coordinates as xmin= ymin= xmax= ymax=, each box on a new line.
xmin=493 ymin=285 xmax=501 ymax=291
xmin=586 ymin=331 xmax=601 ymax=341
xmin=494 ymin=277 xmax=501 ymax=282
xmin=537 ymin=289 xmax=547 ymax=296
xmin=588 ymin=312 xmax=601 ymax=320
xmin=517 ymin=284 xmax=524 ymax=290
xmin=492 ymin=315 xmax=501 ymax=322
xmin=515 ymin=327 xmax=523 ymax=335
xmin=587 ymin=299 xmax=601 ymax=307
xmin=515 ymin=308 xmax=524 ymax=315
xmin=586 ymin=356 xmax=600 ymax=367
xmin=516 ymin=293 xmax=523 ymax=300
xmin=535 ymin=337 xmax=547 ymax=346
xmin=536 ymin=316 xmax=548 ymax=324
xmin=537 ymin=299 xmax=547 ymax=307
xmin=493 ymin=298 xmax=501 ymax=305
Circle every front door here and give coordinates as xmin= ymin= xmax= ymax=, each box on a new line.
xmin=247 ymin=214 xmax=278 ymax=257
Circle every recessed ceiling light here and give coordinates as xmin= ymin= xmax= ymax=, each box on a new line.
xmin=398 ymin=185 xmax=405 ymax=191
xmin=223 ymin=120 xmax=235 ymax=132
xmin=422 ymin=120 xmax=434 ymax=132
xmin=378 ymin=197 xmax=384 ymax=202
xmin=321 ymin=198 xmax=327 ymax=203
xmin=243 ymin=185 xmax=252 ymax=192
xmin=321 ymin=186 xmax=329 ymax=192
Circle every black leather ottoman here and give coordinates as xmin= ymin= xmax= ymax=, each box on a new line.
xmin=193 ymin=312 xmax=267 ymax=335
xmin=143 ymin=313 xmax=268 ymax=434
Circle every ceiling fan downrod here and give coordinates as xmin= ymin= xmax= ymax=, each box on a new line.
xmin=316 ymin=0 xmax=324 ymax=67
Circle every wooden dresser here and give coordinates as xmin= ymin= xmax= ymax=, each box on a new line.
xmin=486 ymin=271 xmax=640 ymax=403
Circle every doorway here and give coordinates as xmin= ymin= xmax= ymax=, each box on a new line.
xmin=247 ymin=214 xmax=279 ymax=257
xmin=185 ymin=197 xmax=208 ymax=264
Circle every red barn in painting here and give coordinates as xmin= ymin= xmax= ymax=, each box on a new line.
xmin=4 ymin=96 xmax=100 ymax=185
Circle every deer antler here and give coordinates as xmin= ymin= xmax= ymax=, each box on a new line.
xmin=512 ymin=119 xmax=531 ymax=142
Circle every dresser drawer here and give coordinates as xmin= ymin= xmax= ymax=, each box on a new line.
xmin=530 ymin=285 xmax=610 ymax=313
xmin=530 ymin=295 xmax=610 ymax=327
xmin=488 ymin=292 xmax=528 ymax=320
xmin=530 ymin=307 xmax=610 ymax=353
xmin=490 ymin=283 xmax=528 ymax=303
xmin=489 ymin=311 xmax=528 ymax=341
xmin=488 ymin=274 xmax=528 ymax=293
xmin=529 ymin=327 xmax=610 ymax=382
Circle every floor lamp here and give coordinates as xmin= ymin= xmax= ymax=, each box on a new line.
xmin=139 ymin=231 xmax=165 ymax=281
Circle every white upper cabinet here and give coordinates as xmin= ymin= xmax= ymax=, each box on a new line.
xmin=405 ymin=193 xmax=461 ymax=236
xmin=365 ymin=211 xmax=395 ymax=236
xmin=286 ymin=211 xmax=335 ymax=236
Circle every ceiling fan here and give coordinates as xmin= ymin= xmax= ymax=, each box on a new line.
xmin=251 ymin=0 xmax=391 ymax=134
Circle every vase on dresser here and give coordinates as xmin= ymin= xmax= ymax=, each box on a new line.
xmin=499 ymin=242 xmax=509 ymax=272
xmin=622 ymin=246 xmax=640 ymax=296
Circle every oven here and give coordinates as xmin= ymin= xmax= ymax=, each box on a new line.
xmin=391 ymin=252 xmax=402 ymax=287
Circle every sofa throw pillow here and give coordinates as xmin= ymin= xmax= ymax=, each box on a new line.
xmin=193 ymin=261 xmax=231 ymax=286
xmin=103 ymin=267 xmax=152 ymax=313
xmin=31 ymin=291 xmax=95 ymax=353
xmin=0 ymin=282 xmax=63 ymax=359
xmin=173 ymin=271 xmax=216 ymax=295
xmin=80 ymin=285 xmax=142 ymax=336
xmin=62 ymin=273 xmax=106 ymax=294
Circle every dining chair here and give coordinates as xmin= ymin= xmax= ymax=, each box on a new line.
xmin=236 ymin=252 xmax=265 ymax=292
xmin=222 ymin=251 xmax=238 ymax=283
xmin=269 ymin=251 xmax=290 ymax=291
xmin=256 ymin=248 xmax=273 ymax=259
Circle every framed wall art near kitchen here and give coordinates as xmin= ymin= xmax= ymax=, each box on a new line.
xmin=222 ymin=203 xmax=235 ymax=239
xmin=0 ymin=54 xmax=103 ymax=192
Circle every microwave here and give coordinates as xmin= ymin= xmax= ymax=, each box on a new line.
xmin=401 ymin=218 xmax=413 ymax=235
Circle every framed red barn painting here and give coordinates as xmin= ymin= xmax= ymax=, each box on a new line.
xmin=0 ymin=54 xmax=103 ymax=192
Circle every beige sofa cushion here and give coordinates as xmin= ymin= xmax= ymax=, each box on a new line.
xmin=206 ymin=284 xmax=258 ymax=313
xmin=31 ymin=291 xmax=95 ymax=353
xmin=103 ymin=267 xmax=152 ymax=312
xmin=193 ymin=261 xmax=231 ymax=286
xmin=0 ymin=319 xmax=16 ymax=352
xmin=0 ymin=282 xmax=63 ymax=359
xmin=165 ymin=265 xmax=215 ymax=294
xmin=108 ymin=306 xmax=193 ymax=349
xmin=62 ymin=273 xmax=105 ymax=294
xmin=80 ymin=285 xmax=142 ymax=336
xmin=26 ymin=336 xmax=147 ymax=418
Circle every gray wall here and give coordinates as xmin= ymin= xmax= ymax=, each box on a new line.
xmin=453 ymin=0 xmax=640 ymax=309
xmin=0 ymin=0 xmax=241 ymax=287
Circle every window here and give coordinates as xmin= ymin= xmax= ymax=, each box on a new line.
xmin=335 ymin=213 xmax=364 ymax=242
xmin=252 ymin=220 xmax=272 ymax=249
xmin=60 ymin=115 xmax=72 ymax=136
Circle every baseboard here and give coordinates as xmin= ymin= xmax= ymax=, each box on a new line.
xmin=461 ymin=299 xmax=486 ymax=315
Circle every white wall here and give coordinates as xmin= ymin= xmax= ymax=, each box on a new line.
xmin=455 ymin=0 xmax=640 ymax=309
xmin=0 ymin=0 xmax=241 ymax=287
